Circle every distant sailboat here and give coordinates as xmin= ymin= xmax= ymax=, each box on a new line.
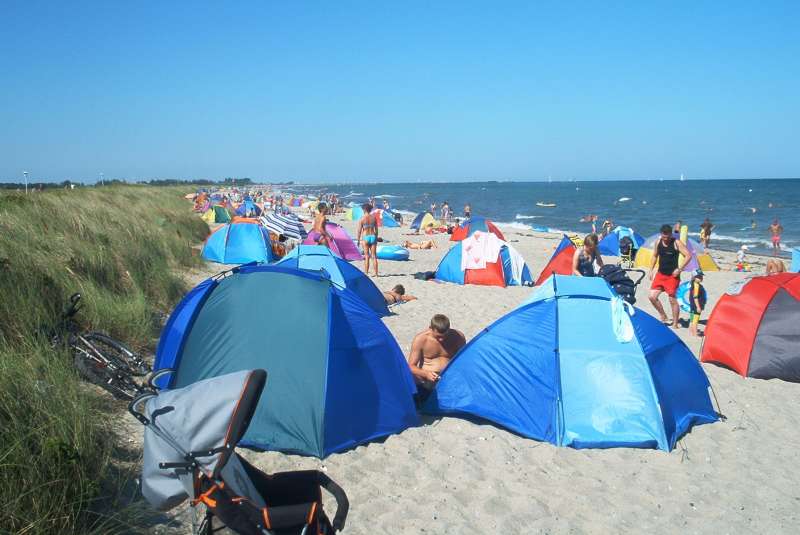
xmin=680 ymin=173 xmax=685 ymax=182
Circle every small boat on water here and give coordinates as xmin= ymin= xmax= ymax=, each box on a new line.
xmin=536 ymin=202 xmax=557 ymax=208
xmin=618 ymin=197 xmax=632 ymax=202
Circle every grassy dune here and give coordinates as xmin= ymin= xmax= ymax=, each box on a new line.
xmin=0 ymin=185 xmax=208 ymax=534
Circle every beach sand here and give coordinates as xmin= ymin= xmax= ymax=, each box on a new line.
xmin=152 ymin=213 xmax=800 ymax=534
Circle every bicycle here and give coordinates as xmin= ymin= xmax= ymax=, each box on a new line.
xmin=50 ymin=293 xmax=152 ymax=400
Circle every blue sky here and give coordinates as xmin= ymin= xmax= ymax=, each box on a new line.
xmin=1 ymin=1 xmax=798 ymax=182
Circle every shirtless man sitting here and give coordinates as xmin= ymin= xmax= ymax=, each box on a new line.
xmin=407 ymin=314 xmax=466 ymax=403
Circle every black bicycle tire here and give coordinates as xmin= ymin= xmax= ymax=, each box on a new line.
xmin=84 ymin=332 xmax=151 ymax=376
xmin=71 ymin=345 xmax=138 ymax=400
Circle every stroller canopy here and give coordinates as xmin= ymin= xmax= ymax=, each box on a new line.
xmin=202 ymin=221 xmax=274 ymax=264
xmin=424 ymin=275 xmax=718 ymax=451
xmin=276 ymin=245 xmax=389 ymax=316
xmin=701 ymin=273 xmax=800 ymax=382
xmin=154 ymin=265 xmax=418 ymax=457
xmin=140 ymin=369 xmax=267 ymax=511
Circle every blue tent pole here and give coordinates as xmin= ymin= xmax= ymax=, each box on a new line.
xmin=552 ymin=276 xmax=565 ymax=446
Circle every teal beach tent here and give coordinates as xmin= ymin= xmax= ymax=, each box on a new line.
xmin=154 ymin=265 xmax=418 ymax=457
xmin=424 ymin=275 xmax=718 ymax=451
xmin=276 ymin=245 xmax=389 ymax=316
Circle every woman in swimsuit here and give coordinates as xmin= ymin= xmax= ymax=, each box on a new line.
xmin=572 ymin=233 xmax=603 ymax=276
xmin=312 ymin=202 xmax=333 ymax=247
xmin=357 ymin=203 xmax=379 ymax=277
xmin=383 ymin=284 xmax=417 ymax=305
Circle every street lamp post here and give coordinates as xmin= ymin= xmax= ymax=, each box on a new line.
xmin=23 ymin=171 xmax=29 ymax=194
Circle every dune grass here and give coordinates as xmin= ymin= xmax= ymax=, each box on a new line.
xmin=0 ymin=185 xmax=208 ymax=534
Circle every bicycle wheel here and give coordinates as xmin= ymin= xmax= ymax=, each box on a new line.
xmin=72 ymin=345 xmax=140 ymax=400
xmin=84 ymin=332 xmax=151 ymax=376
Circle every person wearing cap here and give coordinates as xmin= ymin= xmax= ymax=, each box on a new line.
xmin=688 ymin=269 xmax=707 ymax=337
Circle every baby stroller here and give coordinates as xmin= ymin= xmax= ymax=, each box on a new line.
xmin=130 ymin=369 xmax=349 ymax=535
xmin=618 ymin=236 xmax=636 ymax=269
xmin=598 ymin=265 xmax=646 ymax=305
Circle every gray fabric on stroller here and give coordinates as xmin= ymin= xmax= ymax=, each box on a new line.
xmin=138 ymin=370 xmax=266 ymax=511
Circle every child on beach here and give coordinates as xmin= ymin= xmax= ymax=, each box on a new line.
xmin=688 ymin=270 xmax=707 ymax=337
xmin=383 ymin=284 xmax=417 ymax=305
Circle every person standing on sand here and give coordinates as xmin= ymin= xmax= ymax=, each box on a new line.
xmin=357 ymin=203 xmax=379 ymax=277
xmin=700 ymin=218 xmax=714 ymax=247
xmin=649 ymin=224 xmax=692 ymax=328
xmin=441 ymin=201 xmax=451 ymax=223
xmin=312 ymin=202 xmax=333 ymax=248
xmin=407 ymin=314 xmax=466 ymax=404
xmin=769 ymin=219 xmax=783 ymax=256
xmin=464 ymin=203 xmax=471 ymax=219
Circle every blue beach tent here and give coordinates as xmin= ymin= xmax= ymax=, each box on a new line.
xmin=598 ymin=226 xmax=645 ymax=256
xmin=424 ymin=275 xmax=718 ymax=450
xmin=791 ymin=247 xmax=800 ymax=272
xmin=154 ymin=265 xmax=419 ymax=457
xmin=235 ymin=199 xmax=263 ymax=217
xmin=202 ymin=221 xmax=274 ymax=264
xmin=277 ymin=245 xmax=389 ymax=316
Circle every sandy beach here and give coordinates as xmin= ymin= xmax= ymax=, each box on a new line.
xmin=140 ymin=211 xmax=797 ymax=535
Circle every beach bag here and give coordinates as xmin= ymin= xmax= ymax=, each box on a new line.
xmin=599 ymin=265 xmax=638 ymax=305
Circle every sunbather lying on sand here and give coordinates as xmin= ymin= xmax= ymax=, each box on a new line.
xmin=402 ymin=239 xmax=437 ymax=250
xmin=383 ymin=284 xmax=417 ymax=305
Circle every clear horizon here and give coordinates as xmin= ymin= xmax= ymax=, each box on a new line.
xmin=2 ymin=1 xmax=798 ymax=182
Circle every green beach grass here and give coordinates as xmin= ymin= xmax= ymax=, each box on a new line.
xmin=0 ymin=185 xmax=208 ymax=534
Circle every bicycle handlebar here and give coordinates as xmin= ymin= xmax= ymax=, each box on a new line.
xmin=64 ymin=293 xmax=82 ymax=318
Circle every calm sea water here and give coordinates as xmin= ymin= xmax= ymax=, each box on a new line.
xmin=288 ymin=179 xmax=798 ymax=256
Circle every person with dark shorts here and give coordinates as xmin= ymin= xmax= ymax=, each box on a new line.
xmin=648 ymin=224 xmax=692 ymax=328
xmin=407 ymin=314 xmax=466 ymax=406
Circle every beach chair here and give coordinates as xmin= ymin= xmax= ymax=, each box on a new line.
xmin=130 ymin=369 xmax=349 ymax=535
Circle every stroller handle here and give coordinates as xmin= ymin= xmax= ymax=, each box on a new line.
xmin=128 ymin=391 xmax=157 ymax=425
xmin=318 ymin=472 xmax=349 ymax=532
xmin=623 ymin=268 xmax=647 ymax=286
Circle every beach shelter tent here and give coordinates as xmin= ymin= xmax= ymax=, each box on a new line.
xmin=202 ymin=221 xmax=274 ymax=264
xmin=535 ymin=235 xmax=577 ymax=285
xmin=303 ymin=223 xmax=362 ymax=261
xmin=346 ymin=203 xmax=364 ymax=221
xmin=450 ymin=216 xmax=505 ymax=242
xmin=598 ymin=226 xmax=645 ymax=256
xmin=791 ymin=248 xmax=800 ymax=272
xmin=374 ymin=209 xmax=400 ymax=228
xmin=635 ymin=234 xmax=719 ymax=272
xmin=701 ymin=273 xmax=800 ymax=382
xmin=201 ymin=205 xmax=232 ymax=224
xmin=435 ymin=236 xmax=532 ymax=287
xmin=410 ymin=212 xmax=440 ymax=231
xmin=153 ymin=265 xmax=419 ymax=457
xmin=424 ymin=275 xmax=718 ymax=450
xmin=277 ymin=245 xmax=389 ymax=316
xmin=235 ymin=199 xmax=263 ymax=217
